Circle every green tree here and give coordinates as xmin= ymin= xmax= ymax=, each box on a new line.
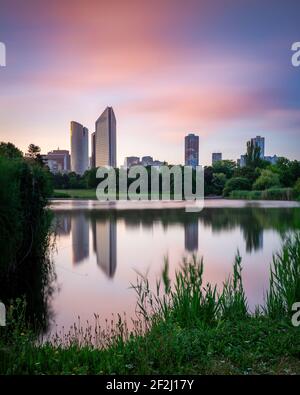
xmin=212 ymin=173 xmax=227 ymax=196
xmin=212 ymin=160 xmax=236 ymax=178
xmin=270 ymin=158 xmax=300 ymax=187
xmin=223 ymin=177 xmax=252 ymax=197
xmin=27 ymin=144 xmax=44 ymax=166
xmin=0 ymin=142 xmax=23 ymax=159
xmin=253 ymin=169 xmax=281 ymax=191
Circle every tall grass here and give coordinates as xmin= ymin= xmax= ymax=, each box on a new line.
xmin=266 ymin=233 xmax=300 ymax=319
xmin=1 ymin=234 xmax=300 ymax=374
xmin=132 ymin=253 xmax=248 ymax=330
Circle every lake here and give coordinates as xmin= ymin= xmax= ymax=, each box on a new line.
xmin=45 ymin=199 xmax=300 ymax=339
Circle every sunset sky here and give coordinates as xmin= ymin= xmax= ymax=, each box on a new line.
xmin=0 ymin=0 xmax=299 ymax=166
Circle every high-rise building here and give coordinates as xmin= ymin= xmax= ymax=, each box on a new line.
xmin=185 ymin=133 xmax=199 ymax=168
xmin=250 ymin=136 xmax=265 ymax=158
xmin=70 ymin=121 xmax=89 ymax=175
xmin=95 ymin=107 xmax=116 ymax=167
xmin=212 ymin=152 xmax=222 ymax=164
xmin=91 ymin=132 xmax=96 ymax=168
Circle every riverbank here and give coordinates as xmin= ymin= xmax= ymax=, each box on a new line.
xmin=1 ymin=234 xmax=299 ymax=375
xmin=52 ymin=188 xmax=300 ymax=201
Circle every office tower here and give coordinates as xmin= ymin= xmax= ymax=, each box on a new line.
xmin=91 ymin=132 xmax=96 ymax=168
xmin=185 ymin=133 xmax=199 ymax=168
xmin=184 ymin=221 xmax=198 ymax=252
xmin=94 ymin=219 xmax=117 ymax=278
xmin=72 ymin=213 xmax=89 ymax=265
xmin=250 ymin=136 xmax=265 ymax=159
xmin=95 ymin=107 xmax=116 ymax=167
xmin=43 ymin=149 xmax=71 ymax=174
xmin=212 ymin=152 xmax=222 ymax=164
xmin=70 ymin=121 xmax=89 ymax=175
xmin=124 ymin=156 xmax=140 ymax=168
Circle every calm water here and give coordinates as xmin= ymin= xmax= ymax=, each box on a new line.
xmin=46 ymin=199 xmax=300 ymax=338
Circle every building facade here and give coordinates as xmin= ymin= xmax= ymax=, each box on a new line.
xmin=42 ymin=149 xmax=70 ymax=174
xmin=185 ymin=133 xmax=199 ymax=168
xmin=212 ymin=152 xmax=222 ymax=164
xmin=70 ymin=121 xmax=89 ymax=175
xmin=250 ymin=136 xmax=265 ymax=158
xmin=124 ymin=156 xmax=140 ymax=168
xmin=95 ymin=107 xmax=116 ymax=167
xmin=91 ymin=132 xmax=96 ymax=168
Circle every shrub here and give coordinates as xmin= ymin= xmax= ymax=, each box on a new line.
xmin=223 ymin=177 xmax=252 ymax=197
xmin=253 ymin=169 xmax=281 ymax=191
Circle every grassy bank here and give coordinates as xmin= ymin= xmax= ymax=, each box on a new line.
xmin=52 ymin=187 xmax=300 ymax=201
xmin=229 ymin=188 xmax=298 ymax=201
xmin=0 ymin=234 xmax=299 ymax=375
xmin=52 ymin=189 xmax=97 ymax=199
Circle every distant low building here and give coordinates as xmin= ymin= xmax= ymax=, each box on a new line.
xmin=141 ymin=156 xmax=153 ymax=166
xmin=212 ymin=152 xmax=222 ymax=164
xmin=264 ymin=155 xmax=279 ymax=165
xmin=239 ymin=154 xmax=247 ymax=168
xmin=124 ymin=156 xmax=140 ymax=168
xmin=42 ymin=149 xmax=70 ymax=174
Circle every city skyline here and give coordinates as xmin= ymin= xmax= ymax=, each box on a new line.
xmin=0 ymin=1 xmax=299 ymax=166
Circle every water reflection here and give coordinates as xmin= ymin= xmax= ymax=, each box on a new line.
xmin=53 ymin=206 xmax=300 ymax=281
xmin=45 ymin=205 xmax=300 ymax=336
xmin=184 ymin=220 xmax=198 ymax=252
xmin=92 ymin=219 xmax=117 ymax=278
xmin=72 ymin=213 xmax=89 ymax=264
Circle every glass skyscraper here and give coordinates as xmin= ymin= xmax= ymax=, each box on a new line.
xmin=70 ymin=121 xmax=89 ymax=175
xmin=185 ymin=133 xmax=199 ymax=168
xmin=95 ymin=107 xmax=116 ymax=167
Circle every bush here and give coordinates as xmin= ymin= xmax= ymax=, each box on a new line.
xmin=253 ymin=169 xmax=281 ymax=191
xmin=229 ymin=188 xmax=295 ymax=201
xmin=223 ymin=177 xmax=252 ymax=197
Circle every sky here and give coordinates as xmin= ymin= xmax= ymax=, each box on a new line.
xmin=0 ymin=0 xmax=299 ymax=166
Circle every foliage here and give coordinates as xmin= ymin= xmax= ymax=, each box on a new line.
xmin=26 ymin=144 xmax=44 ymax=166
xmin=253 ymin=169 xmax=281 ymax=191
xmin=0 ymin=142 xmax=23 ymax=159
xmin=265 ymin=233 xmax=300 ymax=319
xmin=1 ymin=237 xmax=300 ymax=375
xmin=229 ymin=188 xmax=295 ymax=201
xmin=212 ymin=160 xmax=236 ymax=178
xmin=223 ymin=177 xmax=252 ymax=197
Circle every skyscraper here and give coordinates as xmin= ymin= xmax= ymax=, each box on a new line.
xmin=95 ymin=107 xmax=116 ymax=167
xmin=250 ymin=136 xmax=265 ymax=159
xmin=212 ymin=152 xmax=222 ymax=164
xmin=70 ymin=121 xmax=89 ymax=175
xmin=185 ymin=133 xmax=199 ymax=168
xmin=91 ymin=132 xmax=96 ymax=168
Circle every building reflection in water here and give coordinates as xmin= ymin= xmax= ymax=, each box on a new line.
xmin=184 ymin=220 xmax=198 ymax=252
xmin=53 ymin=214 xmax=71 ymax=236
xmin=92 ymin=219 xmax=117 ymax=278
xmin=72 ymin=213 xmax=89 ymax=264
